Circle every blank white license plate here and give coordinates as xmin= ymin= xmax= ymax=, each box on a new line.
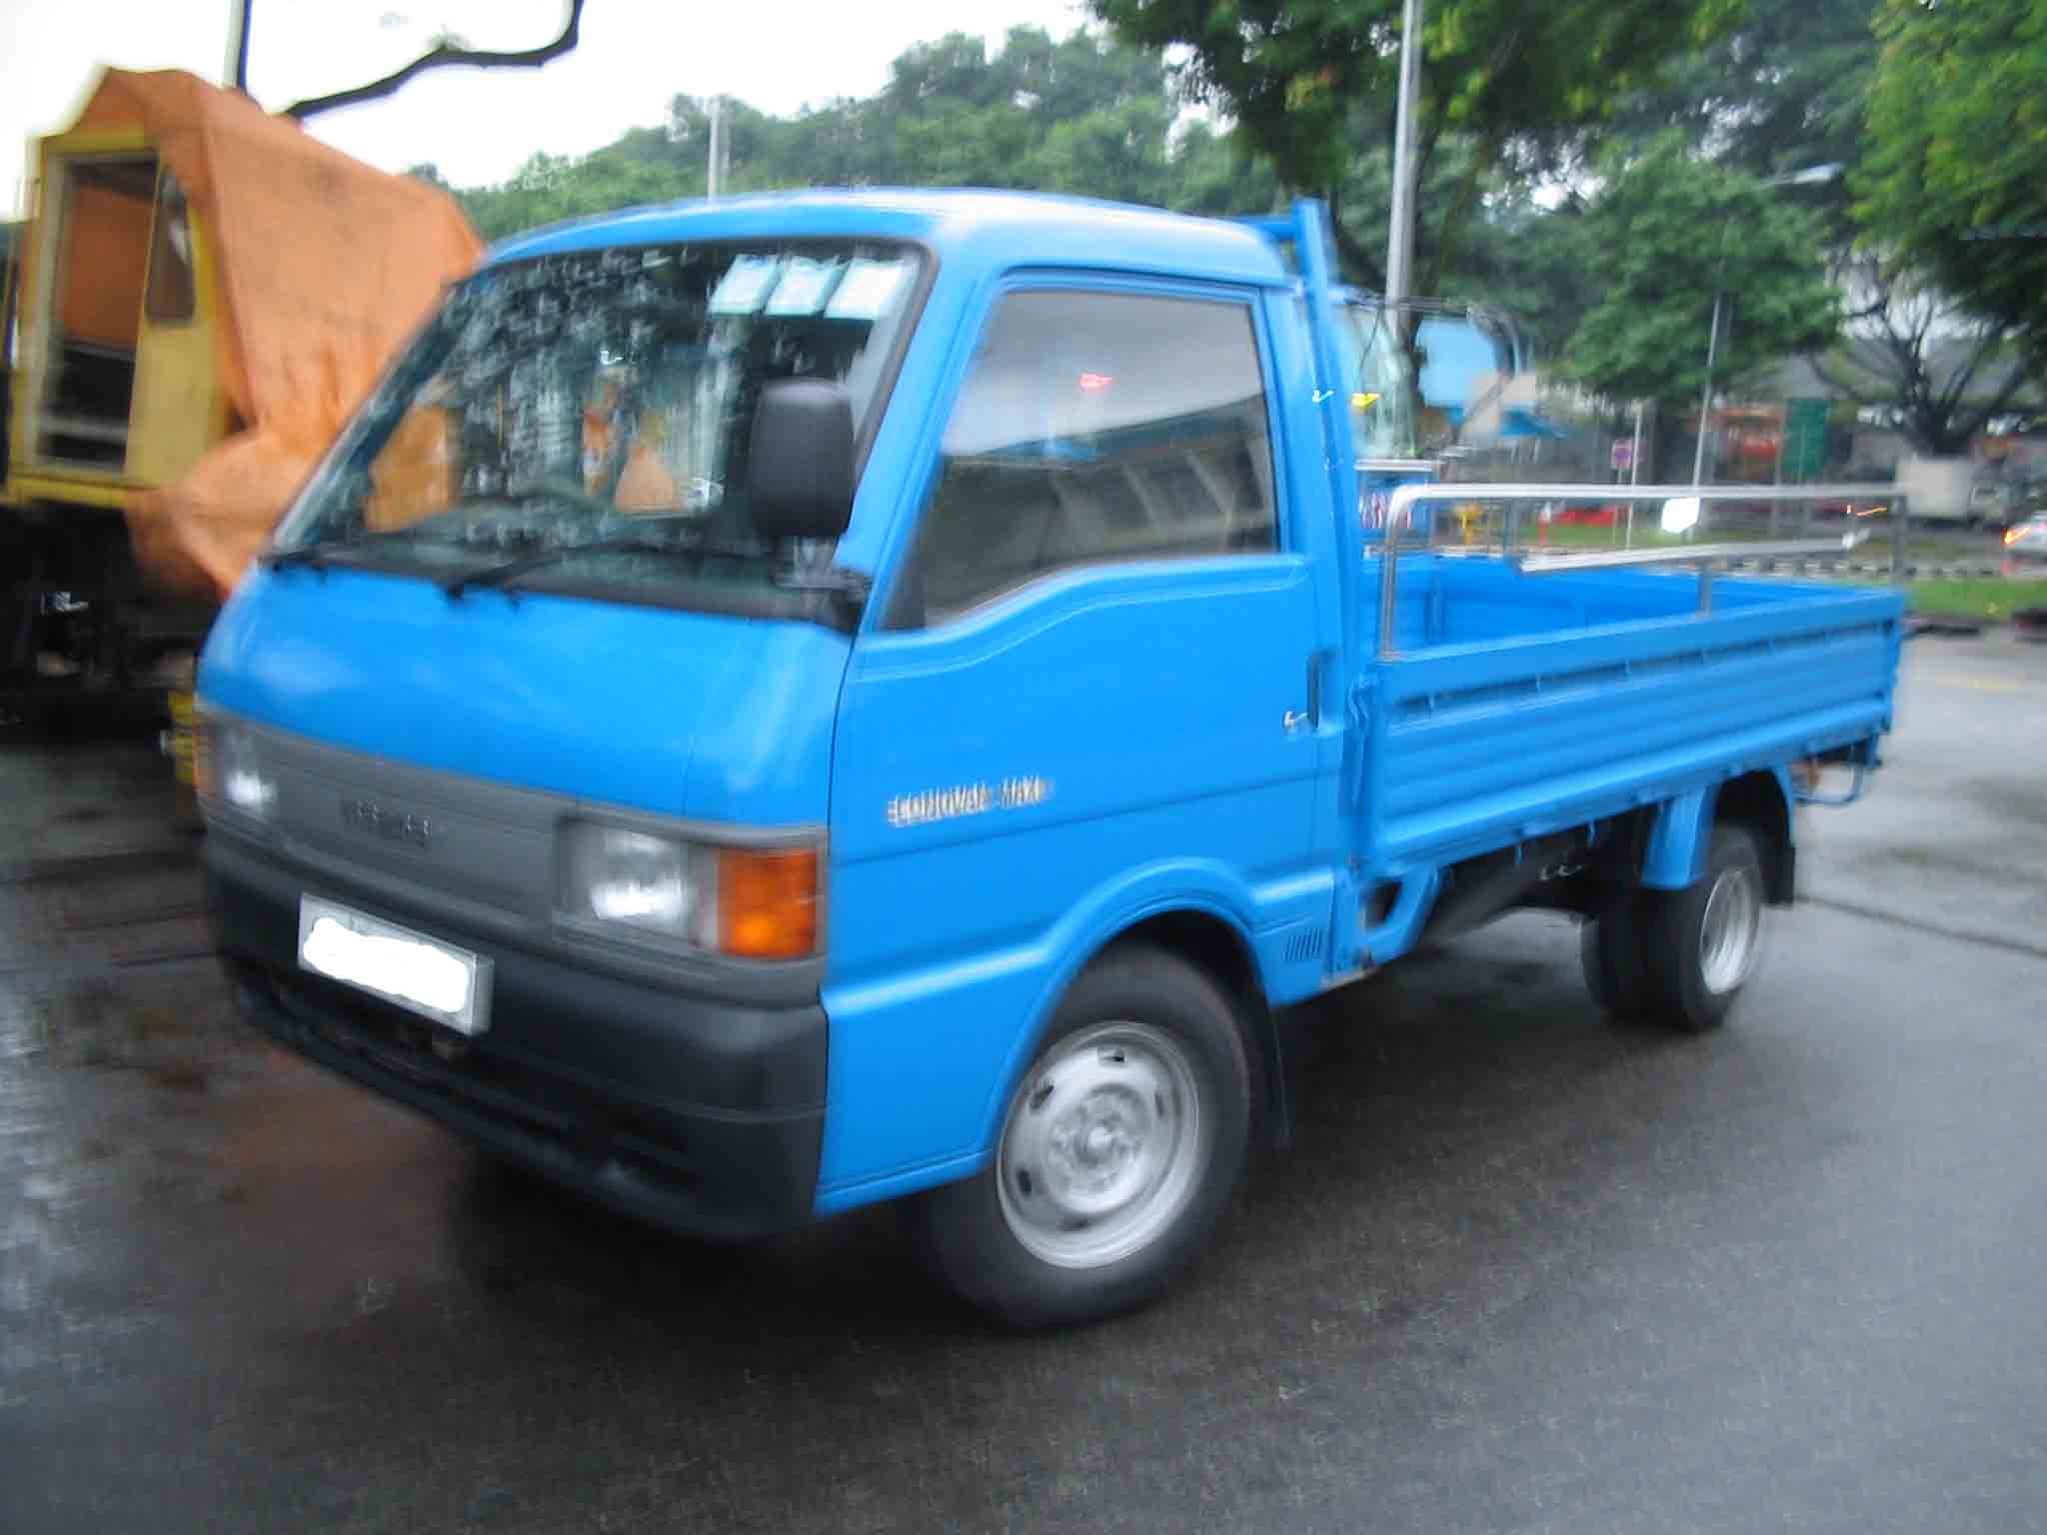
xmin=297 ymin=896 xmax=492 ymax=1036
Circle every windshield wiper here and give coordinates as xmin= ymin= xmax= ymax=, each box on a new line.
xmin=263 ymin=543 xmax=339 ymax=572
xmin=264 ymin=528 xmax=437 ymax=573
xmin=440 ymin=533 xmax=765 ymax=598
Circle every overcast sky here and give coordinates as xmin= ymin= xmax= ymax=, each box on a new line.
xmin=2 ymin=0 xmax=1090 ymax=216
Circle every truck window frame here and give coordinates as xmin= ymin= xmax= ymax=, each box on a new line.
xmin=883 ymin=272 xmax=1293 ymax=632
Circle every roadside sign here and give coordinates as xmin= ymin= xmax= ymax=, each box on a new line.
xmin=1783 ymin=398 xmax=1829 ymax=480
xmin=1611 ymin=438 xmax=1634 ymax=472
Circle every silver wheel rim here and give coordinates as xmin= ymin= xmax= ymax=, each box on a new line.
xmin=1699 ymin=861 xmax=1762 ymax=995
xmin=995 ymin=1022 xmax=1210 ymax=1270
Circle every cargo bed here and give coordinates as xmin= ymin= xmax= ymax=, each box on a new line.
xmin=1362 ymin=557 xmax=1901 ymax=877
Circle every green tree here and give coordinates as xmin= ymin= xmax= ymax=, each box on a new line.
xmin=1436 ymin=186 xmax=1599 ymax=364
xmin=1857 ymin=0 xmax=2047 ymax=373
xmin=1610 ymin=0 xmax=1878 ymax=243
xmin=1810 ymin=255 xmax=2032 ymax=455
xmin=1159 ymin=122 xmax=1283 ymax=216
xmin=1563 ymin=139 xmax=1839 ymax=411
xmin=1085 ymin=0 xmax=1742 ymax=287
xmin=1607 ymin=0 xmax=2033 ymax=456
xmin=450 ymin=26 xmax=1286 ymax=241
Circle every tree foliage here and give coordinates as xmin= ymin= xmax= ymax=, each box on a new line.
xmin=450 ymin=27 xmax=1280 ymax=241
xmin=1811 ymin=255 xmax=2031 ymax=454
xmin=1858 ymin=0 xmax=2047 ymax=372
xmin=1083 ymin=0 xmax=1741 ymax=287
xmin=1610 ymin=0 xmax=1877 ymax=244
xmin=1608 ymin=0 xmax=2040 ymax=453
xmin=1563 ymin=138 xmax=1839 ymax=410
xmin=419 ymin=9 xmax=1879 ymax=431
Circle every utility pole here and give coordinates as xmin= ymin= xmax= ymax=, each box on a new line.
xmin=224 ymin=0 xmax=253 ymax=91
xmin=1384 ymin=0 xmax=1423 ymax=306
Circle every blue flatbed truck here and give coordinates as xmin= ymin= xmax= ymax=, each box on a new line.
xmin=197 ymin=191 xmax=1904 ymax=1325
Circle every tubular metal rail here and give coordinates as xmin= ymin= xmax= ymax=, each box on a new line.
xmin=1376 ymin=482 xmax=1907 ymax=658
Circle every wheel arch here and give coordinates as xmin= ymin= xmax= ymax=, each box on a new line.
xmin=1102 ymin=909 xmax=1286 ymax=1148
xmin=974 ymin=898 xmax=1286 ymax=1165
xmin=1640 ymin=769 xmax=1796 ymax=905
xmin=1716 ymin=769 xmax=1796 ymax=905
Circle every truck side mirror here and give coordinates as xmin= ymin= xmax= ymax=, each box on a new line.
xmin=747 ymin=379 xmax=855 ymax=542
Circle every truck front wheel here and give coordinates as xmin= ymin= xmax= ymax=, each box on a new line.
xmin=911 ymin=947 xmax=1253 ymax=1327
xmin=1642 ymin=824 xmax=1767 ymax=1033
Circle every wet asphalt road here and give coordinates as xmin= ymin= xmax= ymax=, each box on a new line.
xmin=5 ymin=637 xmax=2046 ymax=1534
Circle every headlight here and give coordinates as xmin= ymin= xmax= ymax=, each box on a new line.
xmin=563 ymin=825 xmax=706 ymax=937
xmin=559 ymin=822 xmax=820 ymax=960
xmin=195 ymin=719 xmax=277 ymax=821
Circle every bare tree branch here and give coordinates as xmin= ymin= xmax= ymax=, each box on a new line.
xmin=1421 ymin=131 xmax=1502 ymax=300
xmin=1933 ymin=328 xmax=2000 ymax=417
xmin=283 ymin=0 xmax=585 ymax=121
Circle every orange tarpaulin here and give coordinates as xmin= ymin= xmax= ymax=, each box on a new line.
xmin=59 ymin=69 xmax=484 ymax=597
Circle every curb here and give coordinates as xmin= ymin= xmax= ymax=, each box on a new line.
xmin=1721 ymin=559 xmax=2014 ymax=581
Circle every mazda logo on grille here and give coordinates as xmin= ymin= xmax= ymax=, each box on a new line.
xmin=340 ymin=797 xmax=431 ymax=849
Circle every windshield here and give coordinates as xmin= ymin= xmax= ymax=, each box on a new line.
xmin=272 ymin=240 xmax=924 ymax=605
xmin=1335 ymin=301 xmax=1418 ymax=460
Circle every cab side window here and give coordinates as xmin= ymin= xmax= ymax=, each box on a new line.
xmin=912 ymin=289 xmax=1275 ymax=622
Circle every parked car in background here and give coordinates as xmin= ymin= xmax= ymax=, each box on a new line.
xmin=2003 ymin=513 xmax=2047 ymax=566
xmin=1969 ymin=480 xmax=2031 ymax=529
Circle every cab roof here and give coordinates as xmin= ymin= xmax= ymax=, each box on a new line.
xmin=487 ymin=187 xmax=1294 ymax=288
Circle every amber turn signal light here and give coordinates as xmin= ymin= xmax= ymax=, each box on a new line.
xmin=716 ymin=846 xmax=820 ymax=960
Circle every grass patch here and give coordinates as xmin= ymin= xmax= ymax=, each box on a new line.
xmin=1521 ymin=521 xmax=1684 ymax=549
xmin=1901 ymin=578 xmax=2047 ymax=621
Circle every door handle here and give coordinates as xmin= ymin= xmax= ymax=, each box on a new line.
xmin=1285 ymin=653 xmax=1327 ymax=733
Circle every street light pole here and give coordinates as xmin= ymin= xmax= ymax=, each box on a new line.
xmin=1384 ymin=0 xmax=1424 ymax=306
xmin=1691 ymin=287 xmax=1724 ymax=486
xmin=1690 ymin=163 xmax=1843 ymax=490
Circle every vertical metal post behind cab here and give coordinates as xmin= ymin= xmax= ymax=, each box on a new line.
xmin=1286 ymin=198 xmax=1365 ymax=651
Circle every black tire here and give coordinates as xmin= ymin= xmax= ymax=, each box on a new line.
xmin=1641 ymin=824 xmax=1767 ymax=1033
xmin=910 ymin=946 xmax=1253 ymax=1328
xmin=1580 ymin=889 xmax=1652 ymax=1018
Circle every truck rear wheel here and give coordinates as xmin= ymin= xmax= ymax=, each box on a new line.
xmin=911 ymin=947 xmax=1252 ymax=1328
xmin=1581 ymin=891 xmax=1652 ymax=1018
xmin=1642 ymin=824 xmax=1767 ymax=1033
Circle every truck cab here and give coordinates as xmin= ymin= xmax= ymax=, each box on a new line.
xmin=199 ymin=191 xmax=1902 ymax=1326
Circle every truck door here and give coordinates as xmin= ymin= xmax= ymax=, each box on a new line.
xmin=823 ymin=278 xmax=1328 ymax=1182
xmin=126 ymin=167 xmax=216 ymax=486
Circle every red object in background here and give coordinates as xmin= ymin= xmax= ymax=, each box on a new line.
xmin=1554 ymin=506 xmax=1621 ymax=526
